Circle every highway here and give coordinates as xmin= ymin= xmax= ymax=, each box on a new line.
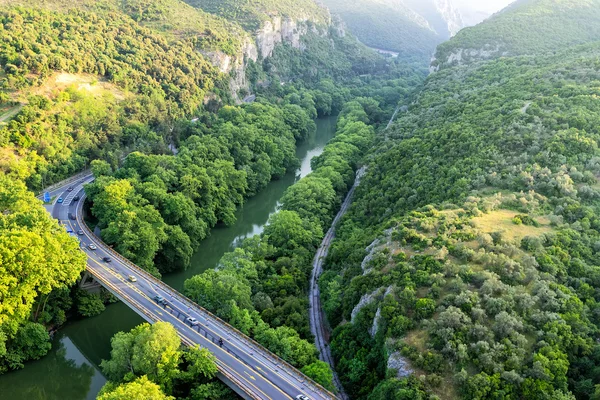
xmin=44 ymin=175 xmax=338 ymax=400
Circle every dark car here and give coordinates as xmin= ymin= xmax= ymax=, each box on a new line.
xmin=77 ymin=230 xmax=84 ymax=235
xmin=67 ymin=187 xmax=73 ymax=192
xmin=102 ymin=257 xmax=112 ymax=263
xmin=73 ymin=195 xmax=80 ymax=202
xmin=68 ymin=213 xmax=76 ymax=220
xmin=154 ymin=295 xmax=166 ymax=304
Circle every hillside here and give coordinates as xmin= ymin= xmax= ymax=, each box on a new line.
xmin=321 ymin=0 xmax=465 ymax=64
xmin=0 ymin=0 xmax=427 ymax=392
xmin=321 ymin=0 xmax=600 ymax=399
xmin=183 ymin=0 xmax=330 ymax=31
xmin=433 ymin=0 xmax=600 ymax=69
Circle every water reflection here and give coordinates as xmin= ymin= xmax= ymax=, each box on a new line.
xmin=0 ymin=115 xmax=337 ymax=399
xmin=0 ymin=334 xmax=105 ymax=400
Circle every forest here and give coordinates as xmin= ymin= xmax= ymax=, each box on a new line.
xmin=0 ymin=0 xmax=426 ymax=397
xmin=320 ymin=0 xmax=600 ymax=399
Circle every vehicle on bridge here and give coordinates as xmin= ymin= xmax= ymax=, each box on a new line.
xmin=127 ymin=275 xmax=137 ymax=282
xmin=186 ymin=317 xmax=200 ymax=326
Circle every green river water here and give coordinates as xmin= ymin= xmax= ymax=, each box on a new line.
xmin=0 ymin=116 xmax=337 ymax=400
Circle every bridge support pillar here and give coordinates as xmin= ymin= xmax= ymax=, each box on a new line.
xmin=79 ymin=271 xmax=102 ymax=294
xmin=216 ymin=372 xmax=253 ymax=400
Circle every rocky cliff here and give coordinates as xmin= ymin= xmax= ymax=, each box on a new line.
xmin=209 ymin=12 xmax=331 ymax=101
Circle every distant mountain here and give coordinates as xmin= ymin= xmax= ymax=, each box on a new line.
xmin=321 ymin=0 xmax=470 ymax=64
xmin=432 ymin=0 xmax=600 ymax=70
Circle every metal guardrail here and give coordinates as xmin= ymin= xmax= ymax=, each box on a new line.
xmin=90 ymin=267 xmax=262 ymax=400
xmin=36 ymin=169 xmax=91 ymax=197
xmin=75 ymin=193 xmax=338 ymax=400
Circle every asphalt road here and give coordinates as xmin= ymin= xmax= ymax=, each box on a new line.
xmin=45 ymin=176 xmax=337 ymax=400
xmin=309 ymin=167 xmax=367 ymax=400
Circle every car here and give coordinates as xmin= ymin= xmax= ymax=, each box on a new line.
xmin=77 ymin=230 xmax=84 ymax=235
xmin=102 ymin=257 xmax=112 ymax=263
xmin=67 ymin=187 xmax=73 ymax=192
xmin=68 ymin=213 xmax=76 ymax=220
xmin=128 ymin=275 xmax=137 ymax=282
xmin=186 ymin=317 xmax=200 ymax=326
xmin=88 ymin=244 xmax=97 ymax=250
xmin=154 ymin=295 xmax=166 ymax=304
xmin=57 ymin=198 xmax=63 ymax=203
xmin=73 ymin=195 xmax=80 ymax=201
xmin=296 ymin=396 xmax=310 ymax=400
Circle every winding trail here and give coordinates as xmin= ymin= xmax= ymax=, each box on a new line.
xmin=309 ymin=167 xmax=366 ymax=400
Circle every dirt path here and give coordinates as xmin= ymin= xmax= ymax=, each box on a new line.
xmin=309 ymin=166 xmax=366 ymax=399
xmin=0 ymin=104 xmax=22 ymax=123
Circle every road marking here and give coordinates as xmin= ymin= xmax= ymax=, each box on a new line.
xmin=87 ymin=258 xmax=274 ymax=400
xmin=68 ymin=195 xmax=329 ymax=399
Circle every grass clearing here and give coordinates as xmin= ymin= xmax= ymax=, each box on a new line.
xmin=472 ymin=209 xmax=553 ymax=242
xmin=34 ymin=73 xmax=125 ymax=100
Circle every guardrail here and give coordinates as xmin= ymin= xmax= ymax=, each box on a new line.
xmin=75 ymin=193 xmax=338 ymax=400
xmin=36 ymin=169 xmax=91 ymax=197
xmin=89 ymin=267 xmax=262 ymax=400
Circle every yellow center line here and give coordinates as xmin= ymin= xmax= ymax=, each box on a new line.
xmin=68 ymin=216 xmax=307 ymax=400
xmin=85 ymin=256 xmax=276 ymax=400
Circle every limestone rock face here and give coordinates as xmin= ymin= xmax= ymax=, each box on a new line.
xmin=255 ymin=16 xmax=313 ymax=58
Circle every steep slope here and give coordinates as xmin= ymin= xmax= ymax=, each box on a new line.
xmin=321 ymin=0 xmax=600 ymax=399
xmin=321 ymin=0 xmax=466 ymax=64
xmin=433 ymin=0 xmax=600 ymax=69
xmin=182 ymin=0 xmax=330 ymax=31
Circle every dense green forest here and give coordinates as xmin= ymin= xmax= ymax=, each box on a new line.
xmin=321 ymin=0 xmax=600 ymax=399
xmin=182 ymin=0 xmax=330 ymax=30
xmin=0 ymin=176 xmax=87 ymax=373
xmin=433 ymin=0 xmax=600 ymax=69
xmin=0 ymin=0 xmax=427 ymax=395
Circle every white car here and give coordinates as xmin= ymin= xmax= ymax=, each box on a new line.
xmin=186 ymin=317 xmax=200 ymax=326
xmin=296 ymin=396 xmax=310 ymax=400
xmin=88 ymin=244 xmax=97 ymax=250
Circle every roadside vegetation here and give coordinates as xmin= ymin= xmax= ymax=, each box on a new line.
xmin=321 ymin=0 xmax=600 ymax=398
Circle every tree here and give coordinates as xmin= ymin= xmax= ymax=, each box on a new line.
xmin=184 ymin=270 xmax=253 ymax=319
xmin=183 ymin=345 xmax=218 ymax=380
xmin=0 ymin=175 xmax=86 ymax=365
xmin=301 ymin=360 xmax=335 ymax=391
xmin=263 ymin=210 xmax=323 ymax=259
xmin=98 ymin=376 xmax=174 ymax=400
xmin=100 ymin=322 xmax=181 ymax=392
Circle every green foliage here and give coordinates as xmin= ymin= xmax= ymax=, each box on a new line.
xmin=434 ymin=0 xmax=600 ymax=69
xmin=98 ymin=375 xmax=174 ymax=400
xmin=0 ymin=175 xmax=86 ymax=372
xmin=75 ymin=290 xmax=106 ymax=318
xmin=100 ymin=322 xmax=182 ymax=392
xmin=323 ymin=1 xmax=600 ymax=399
xmin=322 ymin=0 xmax=441 ymax=64
xmin=301 ymin=360 xmax=336 ymax=392
xmin=182 ymin=0 xmax=329 ymax=31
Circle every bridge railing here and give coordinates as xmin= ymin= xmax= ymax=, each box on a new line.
xmin=76 ymin=194 xmax=338 ymax=400
xmin=88 ymin=268 xmax=263 ymax=400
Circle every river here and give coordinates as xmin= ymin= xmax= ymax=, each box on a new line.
xmin=0 ymin=116 xmax=337 ymax=400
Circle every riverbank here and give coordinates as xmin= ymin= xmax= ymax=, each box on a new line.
xmin=0 ymin=116 xmax=338 ymax=400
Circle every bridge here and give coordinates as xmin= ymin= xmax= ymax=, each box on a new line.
xmin=43 ymin=175 xmax=338 ymax=400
